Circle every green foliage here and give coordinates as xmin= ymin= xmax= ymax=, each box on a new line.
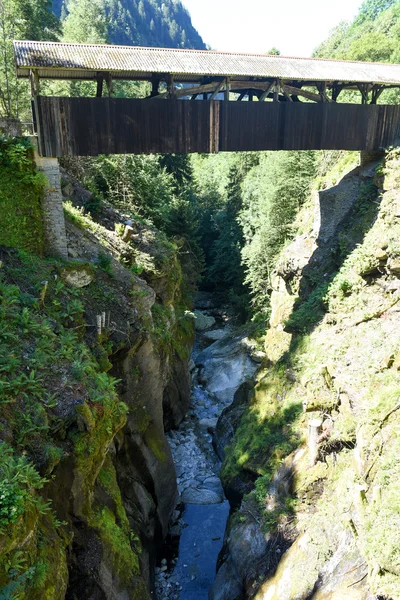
xmin=314 ymin=0 xmax=400 ymax=107
xmin=0 ymin=443 xmax=46 ymax=531
xmin=0 ymin=136 xmax=46 ymax=255
xmin=356 ymin=0 xmax=396 ymax=23
xmin=57 ymin=0 xmax=205 ymax=50
xmin=91 ymin=507 xmax=139 ymax=581
xmin=240 ymin=151 xmax=316 ymax=313
xmin=221 ymin=363 xmax=303 ymax=487
xmin=80 ymin=154 xmax=176 ymax=229
xmin=206 ymin=165 xmax=251 ymax=320
xmin=0 ymin=0 xmax=60 ymax=118
xmin=266 ymin=47 xmax=280 ymax=55
xmin=62 ymin=0 xmax=108 ymax=43
xmin=97 ymin=251 xmax=113 ymax=275
xmin=285 ymin=283 xmax=330 ymax=334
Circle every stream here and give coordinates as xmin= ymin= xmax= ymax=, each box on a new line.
xmin=154 ymin=300 xmax=260 ymax=600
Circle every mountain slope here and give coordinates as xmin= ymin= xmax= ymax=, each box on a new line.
xmin=52 ymin=0 xmax=205 ymax=49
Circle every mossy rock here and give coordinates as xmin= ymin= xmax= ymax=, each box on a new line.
xmin=60 ymin=263 xmax=95 ymax=288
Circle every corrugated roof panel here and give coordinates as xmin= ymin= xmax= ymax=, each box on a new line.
xmin=13 ymin=40 xmax=400 ymax=85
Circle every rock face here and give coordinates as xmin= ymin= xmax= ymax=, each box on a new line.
xmin=209 ymin=512 xmax=270 ymax=600
xmin=213 ymin=381 xmax=252 ymax=461
xmin=162 ymin=354 xmax=192 ymax=431
xmin=195 ymin=334 xmax=259 ymax=405
xmin=113 ymin=338 xmax=180 ymax=587
xmin=0 ymin=203 xmax=194 ymax=599
xmin=213 ymin=159 xmax=393 ymax=599
xmin=253 ymin=530 xmax=368 ymax=600
xmin=63 ymin=217 xmax=194 ymax=597
xmin=314 ymin=167 xmax=364 ymax=244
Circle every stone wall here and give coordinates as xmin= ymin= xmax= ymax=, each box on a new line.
xmin=0 ymin=117 xmax=22 ymax=137
xmin=34 ymin=150 xmax=68 ymax=260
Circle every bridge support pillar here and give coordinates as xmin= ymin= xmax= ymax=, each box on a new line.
xmin=360 ymin=150 xmax=385 ymax=167
xmin=33 ymin=145 xmax=68 ymax=260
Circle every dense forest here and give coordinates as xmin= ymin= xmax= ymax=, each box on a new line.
xmin=54 ymin=0 xmax=205 ymax=48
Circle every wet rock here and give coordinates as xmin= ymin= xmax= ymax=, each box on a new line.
xmin=202 ymin=327 xmax=233 ymax=343
xmin=181 ymin=487 xmax=224 ymax=504
xmin=195 ymin=335 xmax=258 ymax=404
xmin=203 ymin=476 xmax=223 ymax=489
xmin=194 ymin=310 xmax=216 ymax=331
xmin=208 ymin=556 xmax=243 ymax=600
xmin=199 ymin=417 xmax=218 ymax=431
xmin=163 ymin=353 xmax=193 ymax=431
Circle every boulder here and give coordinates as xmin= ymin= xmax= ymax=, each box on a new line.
xmin=209 ymin=557 xmax=243 ymax=600
xmin=211 ymin=514 xmax=270 ymax=600
xmin=199 ymin=417 xmax=218 ymax=431
xmin=388 ymin=258 xmax=400 ymax=276
xmin=181 ymin=486 xmax=224 ymax=504
xmin=202 ymin=327 xmax=233 ymax=343
xmin=195 ymin=335 xmax=259 ymax=404
xmin=60 ymin=264 xmax=95 ymax=288
xmin=194 ymin=310 xmax=216 ymax=331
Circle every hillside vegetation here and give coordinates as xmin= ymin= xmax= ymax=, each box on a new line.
xmin=214 ymin=2 xmax=400 ymax=598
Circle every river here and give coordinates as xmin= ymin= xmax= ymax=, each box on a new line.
xmin=155 ymin=302 xmax=260 ymax=599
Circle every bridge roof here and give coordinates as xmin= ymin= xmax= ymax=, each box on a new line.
xmin=13 ymin=40 xmax=400 ymax=86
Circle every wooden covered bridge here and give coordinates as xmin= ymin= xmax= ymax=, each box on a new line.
xmin=13 ymin=40 xmax=400 ymax=156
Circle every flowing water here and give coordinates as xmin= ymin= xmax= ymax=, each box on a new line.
xmin=155 ymin=316 xmax=235 ymax=600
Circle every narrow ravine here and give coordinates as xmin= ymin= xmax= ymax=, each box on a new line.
xmin=155 ymin=295 xmax=260 ymax=600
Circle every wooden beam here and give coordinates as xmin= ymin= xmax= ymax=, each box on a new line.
xmin=259 ymin=81 xmax=276 ymax=101
xmin=317 ymin=81 xmax=331 ymax=102
xmin=150 ymin=77 xmax=160 ymax=97
xmin=332 ymin=84 xmax=344 ymax=102
xmin=167 ymin=74 xmax=175 ymax=98
xmin=371 ymin=85 xmax=384 ymax=105
xmin=191 ymin=93 xmax=198 ymax=100
xmin=154 ymin=81 xmax=220 ymax=99
xmin=224 ymin=77 xmax=230 ymax=102
xmin=104 ymin=73 xmax=113 ymax=97
xmin=237 ymin=91 xmax=246 ymax=101
xmin=282 ymin=85 xmax=293 ymax=102
xmin=282 ymin=84 xmax=323 ymax=103
xmin=274 ymin=80 xmax=280 ymax=102
xmin=209 ymin=79 xmax=225 ymax=101
xmin=357 ymin=83 xmax=369 ymax=104
xmin=29 ymin=69 xmax=40 ymax=96
xmin=96 ymin=77 xmax=103 ymax=98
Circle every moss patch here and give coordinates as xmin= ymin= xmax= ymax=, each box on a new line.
xmin=0 ymin=137 xmax=45 ymax=255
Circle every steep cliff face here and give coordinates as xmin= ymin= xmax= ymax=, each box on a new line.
xmin=215 ymin=150 xmax=400 ymax=599
xmin=0 ymin=185 xmax=194 ymax=598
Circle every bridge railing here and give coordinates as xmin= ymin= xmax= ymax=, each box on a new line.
xmin=35 ymin=96 xmax=400 ymax=157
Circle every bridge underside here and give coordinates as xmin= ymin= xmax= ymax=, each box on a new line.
xmin=36 ymin=96 xmax=400 ymax=157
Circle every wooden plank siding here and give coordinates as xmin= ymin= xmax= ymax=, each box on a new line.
xmin=36 ymin=96 xmax=400 ymax=157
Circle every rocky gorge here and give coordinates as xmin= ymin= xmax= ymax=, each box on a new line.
xmin=155 ymin=297 xmax=260 ymax=599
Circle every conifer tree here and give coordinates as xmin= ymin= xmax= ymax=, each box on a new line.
xmin=0 ymin=0 xmax=60 ymax=117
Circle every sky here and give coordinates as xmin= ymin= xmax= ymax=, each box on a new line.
xmin=181 ymin=0 xmax=363 ymax=57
